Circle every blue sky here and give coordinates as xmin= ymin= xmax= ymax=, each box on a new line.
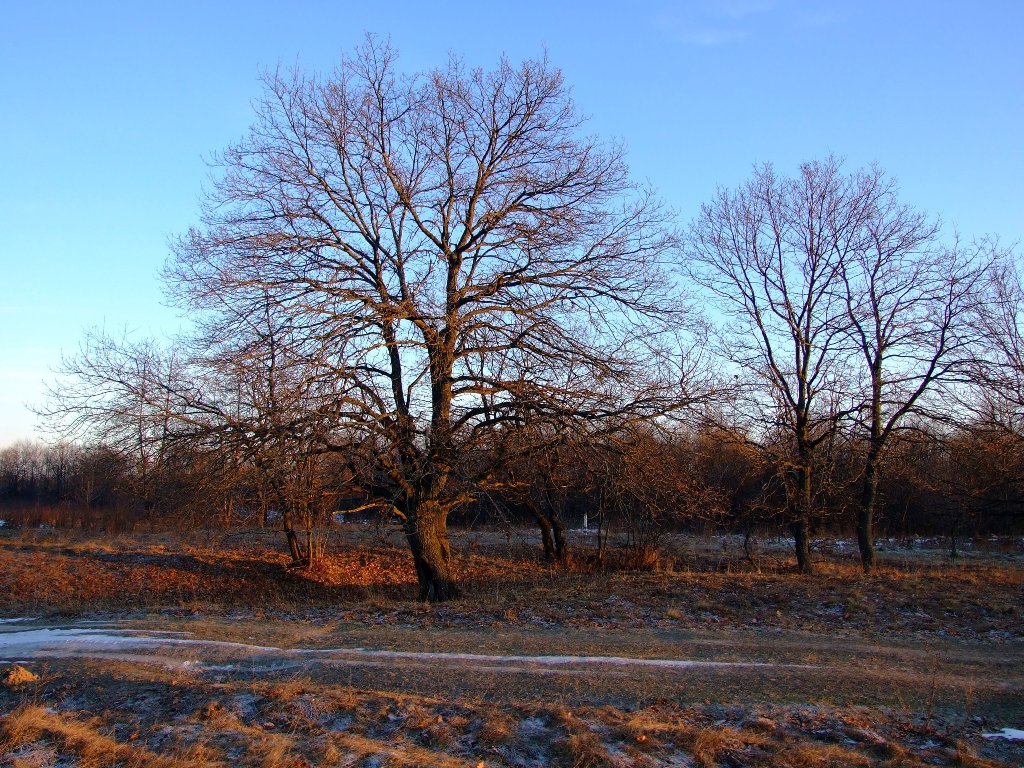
xmin=1 ymin=0 xmax=1021 ymax=445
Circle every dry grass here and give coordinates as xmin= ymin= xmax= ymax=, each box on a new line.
xmin=1 ymin=673 xmax=1019 ymax=768
xmin=2 ymin=667 xmax=37 ymax=686
xmin=1 ymin=527 xmax=1021 ymax=766
xmin=0 ymin=705 xmax=220 ymax=767
xmin=551 ymin=731 xmax=615 ymax=767
xmin=476 ymin=711 xmax=518 ymax=747
xmin=0 ymin=527 xmax=1020 ymax=645
xmin=771 ymin=742 xmax=875 ymax=767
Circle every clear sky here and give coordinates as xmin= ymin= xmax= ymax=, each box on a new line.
xmin=1 ymin=0 xmax=1021 ymax=446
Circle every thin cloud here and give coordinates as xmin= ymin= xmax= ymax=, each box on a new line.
xmin=656 ymin=1 xmax=846 ymax=47
xmin=714 ymin=0 xmax=777 ymax=19
xmin=796 ymin=7 xmax=849 ymax=28
xmin=656 ymin=14 xmax=751 ymax=47
xmin=656 ymin=1 xmax=775 ymax=47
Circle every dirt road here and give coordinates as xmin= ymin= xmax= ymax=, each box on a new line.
xmin=3 ymin=616 xmax=1020 ymax=718
xmin=4 ymin=616 xmax=1022 ymax=766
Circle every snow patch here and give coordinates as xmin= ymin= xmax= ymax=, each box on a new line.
xmin=0 ymin=625 xmax=819 ymax=674
xmin=0 ymin=628 xmax=280 ymax=655
xmin=983 ymin=728 xmax=1024 ymax=741
xmin=299 ymin=647 xmax=813 ymax=671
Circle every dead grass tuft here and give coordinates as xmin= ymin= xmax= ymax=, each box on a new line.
xmin=2 ymin=666 xmax=39 ymax=686
xmin=266 ymin=680 xmax=306 ymax=702
xmin=328 ymin=731 xmax=474 ymax=767
xmin=691 ymin=727 xmax=732 ymax=768
xmin=476 ymin=711 xmax=518 ymax=747
xmin=252 ymin=737 xmax=298 ymax=768
xmin=396 ymin=702 xmax=436 ymax=731
xmin=948 ymin=740 xmax=1008 ymax=768
xmin=773 ymin=742 xmax=874 ymax=767
xmin=552 ymin=731 xmax=615 ymax=768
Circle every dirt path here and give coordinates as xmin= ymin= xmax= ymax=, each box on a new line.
xmin=5 ymin=617 xmax=1023 ymax=767
xmin=3 ymin=617 xmax=1021 ymax=719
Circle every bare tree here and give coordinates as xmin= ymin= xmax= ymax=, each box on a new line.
xmin=602 ymin=426 xmax=730 ymax=569
xmin=838 ymin=176 xmax=989 ymax=571
xmin=976 ymin=248 xmax=1024 ymax=416
xmin=167 ymin=39 xmax=694 ymax=600
xmin=687 ymin=158 xmax=864 ymax=573
xmin=40 ymin=332 xmax=189 ymax=522
xmin=193 ymin=292 xmax=355 ymax=564
xmin=486 ymin=423 xmax=579 ymax=563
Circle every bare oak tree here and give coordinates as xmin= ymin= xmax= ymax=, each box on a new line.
xmin=687 ymin=159 xmax=861 ymax=573
xmin=168 ymin=39 xmax=690 ymax=600
xmin=976 ymin=248 xmax=1024 ymax=416
xmin=689 ymin=159 xmax=992 ymax=573
xmin=838 ymin=176 xmax=988 ymax=572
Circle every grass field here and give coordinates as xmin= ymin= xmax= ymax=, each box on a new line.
xmin=1 ymin=525 xmax=1022 ymax=766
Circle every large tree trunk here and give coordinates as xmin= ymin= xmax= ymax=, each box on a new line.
xmin=532 ymin=509 xmax=557 ymax=561
xmin=551 ymin=512 xmax=568 ymax=562
xmin=791 ymin=517 xmax=813 ymax=574
xmin=529 ymin=503 xmax=570 ymax=563
xmin=284 ymin=527 xmax=304 ymax=563
xmin=792 ymin=465 xmax=814 ymax=574
xmin=857 ymin=456 xmax=879 ymax=573
xmin=281 ymin=508 xmax=306 ymax=564
xmin=405 ymin=503 xmax=461 ymax=602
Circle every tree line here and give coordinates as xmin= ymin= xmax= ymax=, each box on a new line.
xmin=24 ymin=39 xmax=1024 ymax=599
xmin=3 ymin=418 xmax=1021 ymax=558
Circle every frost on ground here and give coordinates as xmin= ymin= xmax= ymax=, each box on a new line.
xmin=985 ymin=728 xmax=1024 ymax=740
xmin=2 ymin=667 xmax=1019 ymax=768
xmin=0 ymin=624 xmax=817 ymax=675
xmin=2 ymin=620 xmax=1023 ymax=766
xmin=1 ymin=529 xmax=1021 ymax=765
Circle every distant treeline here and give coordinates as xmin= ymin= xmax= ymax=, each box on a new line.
xmin=4 ymin=418 xmax=1021 ymax=544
